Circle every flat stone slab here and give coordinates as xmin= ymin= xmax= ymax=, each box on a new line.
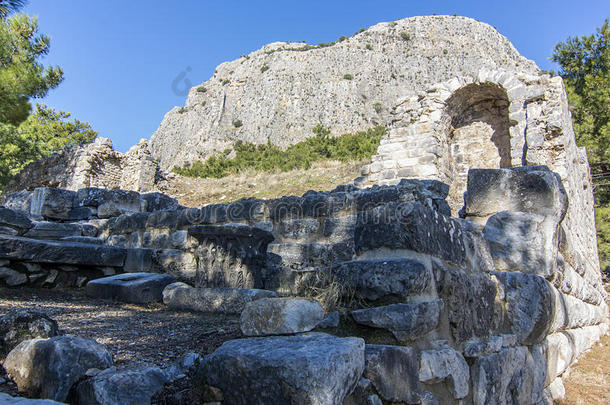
xmin=0 ymin=393 xmax=65 ymax=404
xmin=240 ymin=297 xmax=324 ymax=336
xmin=0 ymin=235 xmax=126 ymax=267
xmin=204 ymin=332 xmax=365 ymax=405
xmin=365 ymin=345 xmax=422 ymax=404
xmin=86 ymin=272 xmax=176 ymax=304
xmin=163 ymin=282 xmax=277 ymax=314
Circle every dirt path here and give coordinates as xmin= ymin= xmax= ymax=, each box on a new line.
xmin=0 ymin=287 xmax=240 ymax=397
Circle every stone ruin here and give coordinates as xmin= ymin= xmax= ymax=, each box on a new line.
xmin=0 ymin=163 xmax=607 ymax=404
xmin=3 ymin=137 xmax=165 ymax=195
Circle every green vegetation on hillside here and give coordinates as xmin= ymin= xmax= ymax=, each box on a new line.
xmin=553 ymin=19 xmax=610 ymax=272
xmin=173 ymin=125 xmax=385 ymax=179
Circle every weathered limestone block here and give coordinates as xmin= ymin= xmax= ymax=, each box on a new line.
xmin=351 ymin=300 xmax=442 ymax=342
xmin=317 ymin=311 xmax=340 ymax=329
xmin=163 ymin=282 xmax=277 ymax=314
xmin=0 ymin=309 xmax=59 ymax=356
xmin=494 ymin=272 xmax=555 ymax=345
xmin=96 ymin=190 xmax=141 ymax=218
xmin=550 ymin=289 xmax=609 ymax=331
xmin=322 ymin=215 xmax=357 ymax=241
xmin=463 ymin=334 xmax=517 ymax=358
xmin=364 ymin=345 xmax=422 ymax=404
xmin=1 ymin=190 xmax=33 ymax=213
xmin=146 ymin=210 xmax=179 ymax=229
xmin=484 ymin=211 xmax=558 ymax=278
xmin=268 ymin=242 xmax=354 ymax=270
xmin=279 ymin=218 xmax=320 ymax=239
xmin=0 ymin=235 xmax=126 ymax=267
xmin=227 ymin=199 xmax=265 ymax=221
xmin=331 ymin=258 xmax=432 ymax=302
xmin=4 ymin=336 xmax=113 ymax=402
xmin=23 ymin=222 xmax=84 ymax=240
xmin=531 ymin=332 xmax=573 ymax=388
xmin=86 ymin=272 xmax=176 ymax=304
xmin=462 ymin=166 xmax=568 ymax=223
xmin=73 ymin=364 xmax=170 ymax=405
xmin=203 ymin=333 xmax=365 ymax=405
xmin=106 ymin=212 xmax=149 ymax=233
xmin=355 ymin=202 xmax=494 ymax=273
xmin=471 ymin=346 xmax=541 ymax=405
xmin=240 ymin=297 xmax=324 ymax=336
xmin=152 ymin=249 xmax=197 ymax=281
xmin=554 ymin=255 xmax=604 ymax=305
xmin=419 ymin=347 xmax=470 ymax=399
xmin=0 ymin=207 xmax=32 ymax=235
xmin=30 ymin=187 xmax=76 ymax=220
xmin=140 ymin=192 xmax=179 ymax=212
xmin=436 ymin=267 xmax=500 ymax=343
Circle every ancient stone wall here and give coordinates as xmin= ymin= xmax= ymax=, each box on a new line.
xmin=361 ymin=69 xmax=601 ymax=302
xmin=0 ymin=171 xmax=607 ymax=404
xmin=3 ymin=138 xmax=164 ymax=195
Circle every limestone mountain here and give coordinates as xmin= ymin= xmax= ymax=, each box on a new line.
xmin=149 ymin=15 xmax=539 ymax=170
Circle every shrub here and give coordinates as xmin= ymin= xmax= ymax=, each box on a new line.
xmin=196 ymin=86 xmax=207 ymax=93
xmin=232 ymin=119 xmax=243 ymax=128
xmin=366 ymin=44 xmax=373 ymax=50
xmin=172 ymin=126 xmax=386 ymax=179
xmin=178 ymin=107 xmax=187 ymax=114
xmin=260 ymin=65 xmax=270 ymax=73
xmin=221 ymin=79 xmax=230 ymax=85
xmin=373 ymin=102 xmax=382 ymax=113
xmin=443 ymin=49 xmax=448 ymax=55
xmin=400 ymin=31 xmax=411 ymax=41
xmin=343 ymin=73 xmax=354 ymax=80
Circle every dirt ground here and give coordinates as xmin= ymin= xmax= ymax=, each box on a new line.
xmin=559 ymin=283 xmax=610 ymax=405
xmin=0 ymin=286 xmax=608 ymax=403
xmin=0 ymin=287 xmax=241 ymax=398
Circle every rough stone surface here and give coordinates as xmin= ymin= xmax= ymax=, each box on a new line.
xmin=484 ymin=211 xmax=558 ymax=278
xmin=0 ymin=309 xmax=59 ymax=356
xmin=86 ymin=272 xmax=176 ymax=304
xmin=163 ymin=282 xmax=277 ymax=314
xmin=240 ymin=297 xmax=324 ymax=336
xmin=332 ymin=258 xmax=432 ymax=301
xmin=73 ymin=364 xmax=170 ymax=405
xmin=0 ymin=393 xmax=65 ymax=404
xmin=4 ymin=336 xmax=113 ymax=402
xmin=351 ymin=300 xmax=442 ymax=341
xmin=149 ymin=16 xmax=537 ymax=170
xmin=419 ymin=347 xmax=470 ymax=399
xmin=0 ymin=207 xmax=32 ymax=235
xmin=364 ymin=345 xmax=422 ymax=404
xmin=30 ymin=187 xmax=76 ymax=220
xmin=0 ymin=235 xmax=126 ymax=267
xmin=203 ymin=333 xmax=365 ymax=405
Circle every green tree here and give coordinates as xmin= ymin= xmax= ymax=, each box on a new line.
xmin=0 ymin=0 xmax=27 ymax=18
xmin=0 ymin=104 xmax=97 ymax=187
xmin=0 ymin=13 xmax=64 ymax=125
xmin=551 ymin=19 xmax=610 ymax=167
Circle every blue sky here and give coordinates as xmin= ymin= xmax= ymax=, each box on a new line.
xmin=21 ymin=0 xmax=610 ymax=152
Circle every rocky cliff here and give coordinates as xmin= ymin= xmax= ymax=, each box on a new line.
xmin=150 ymin=15 xmax=539 ymax=170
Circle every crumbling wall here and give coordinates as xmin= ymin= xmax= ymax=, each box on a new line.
xmin=3 ymin=138 xmax=164 ymax=195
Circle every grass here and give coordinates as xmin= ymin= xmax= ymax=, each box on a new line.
xmin=164 ymin=159 xmax=365 ymax=207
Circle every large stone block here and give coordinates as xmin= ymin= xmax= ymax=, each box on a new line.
xmin=354 ymin=202 xmax=494 ymax=272
xmin=0 ymin=235 xmax=126 ymax=267
xmin=494 ymin=272 xmax=555 ymax=345
xmin=23 ymin=222 xmax=84 ymax=240
xmin=4 ymin=336 xmax=113 ymax=402
xmin=471 ymin=347 xmax=539 ymax=405
xmin=364 ymin=345 xmax=422 ymax=404
xmin=0 ymin=309 xmax=59 ymax=356
xmin=240 ymin=297 xmax=324 ymax=336
xmin=30 ymin=187 xmax=76 ymax=220
xmin=419 ymin=347 xmax=470 ymax=399
xmin=351 ymin=300 xmax=442 ymax=342
xmin=86 ymin=272 xmax=176 ymax=304
xmin=0 ymin=393 xmax=65 ymax=404
xmin=484 ymin=211 xmax=558 ymax=278
xmin=73 ymin=364 xmax=170 ymax=405
xmin=331 ymin=258 xmax=432 ymax=302
xmin=163 ymin=282 xmax=277 ymax=314
xmin=140 ymin=192 xmax=179 ymax=212
xmin=462 ymin=166 xmax=568 ymax=222
xmin=204 ymin=333 xmax=365 ymax=405
xmin=268 ymin=242 xmax=354 ymax=270
xmin=436 ymin=267 xmax=500 ymax=343
xmin=152 ymin=249 xmax=197 ymax=281
xmin=0 ymin=207 xmax=32 ymax=235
